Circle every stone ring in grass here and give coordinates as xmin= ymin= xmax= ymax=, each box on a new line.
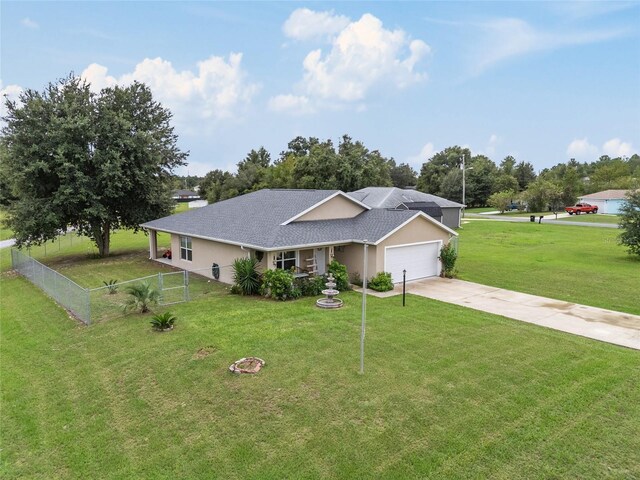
xmin=229 ymin=357 xmax=265 ymax=374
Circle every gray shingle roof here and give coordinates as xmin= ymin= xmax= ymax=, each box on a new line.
xmin=349 ymin=187 xmax=464 ymax=208
xmin=142 ymin=189 xmax=436 ymax=250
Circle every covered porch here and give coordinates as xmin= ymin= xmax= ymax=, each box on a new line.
xmin=264 ymin=245 xmax=347 ymax=278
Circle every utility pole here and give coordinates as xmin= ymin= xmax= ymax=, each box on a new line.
xmin=462 ymin=154 xmax=466 ymax=218
xmin=360 ymin=241 xmax=368 ymax=375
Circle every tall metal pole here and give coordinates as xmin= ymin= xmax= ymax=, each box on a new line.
xmin=402 ymin=269 xmax=406 ymax=306
xmin=462 ymin=154 xmax=466 ymax=218
xmin=360 ymin=241 xmax=368 ymax=375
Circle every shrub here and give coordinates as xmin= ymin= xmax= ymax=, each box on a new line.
xmin=232 ymin=257 xmax=261 ymax=295
xmin=123 ymin=281 xmax=160 ymax=313
xmin=327 ymin=260 xmax=350 ymax=291
xmin=350 ymin=272 xmax=363 ymax=287
xmin=229 ymin=284 xmax=242 ymax=295
xmin=261 ymin=269 xmax=300 ymax=301
xmin=150 ymin=311 xmax=176 ymax=331
xmin=368 ymin=272 xmax=394 ymax=292
xmin=103 ymin=279 xmax=118 ymax=294
xmin=296 ymin=275 xmax=326 ymax=297
xmin=439 ymin=242 xmax=458 ymax=278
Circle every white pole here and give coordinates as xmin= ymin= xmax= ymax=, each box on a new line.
xmin=462 ymin=154 xmax=466 ymax=218
xmin=360 ymin=241 xmax=368 ymax=374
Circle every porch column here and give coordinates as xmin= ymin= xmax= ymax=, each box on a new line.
xmin=149 ymin=230 xmax=157 ymax=259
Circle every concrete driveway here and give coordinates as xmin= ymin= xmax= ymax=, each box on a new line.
xmin=372 ymin=278 xmax=640 ymax=350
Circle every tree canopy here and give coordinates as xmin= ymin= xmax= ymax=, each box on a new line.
xmin=618 ymin=190 xmax=640 ymax=257
xmin=1 ymin=75 xmax=187 ymax=256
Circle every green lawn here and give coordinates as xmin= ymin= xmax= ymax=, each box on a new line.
xmin=457 ymin=221 xmax=640 ymax=315
xmin=2 ymin=272 xmax=639 ymax=479
xmin=559 ymin=214 xmax=621 ymax=224
xmin=0 ymin=210 xmax=13 ymax=241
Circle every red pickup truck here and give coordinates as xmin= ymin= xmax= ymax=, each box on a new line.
xmin=565 ymin=203 xmax=598 ymax=215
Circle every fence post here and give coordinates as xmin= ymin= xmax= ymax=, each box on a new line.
xmin=85 ymin=288 xmax=91 ymax=325
xmin=184 ymin=270 xmax=190 ymax=302
xmin=158 ymin=272 xmax=163 ymax=303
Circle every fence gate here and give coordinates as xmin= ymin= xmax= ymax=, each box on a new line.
xmin=157 ymin=271 xmax=189 ymax=306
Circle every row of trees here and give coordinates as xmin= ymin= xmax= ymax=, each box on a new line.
xmin=183 ymin=142 xmax=638 ymax=212
xmin=197 ymin=136 xmax=418 ymax=203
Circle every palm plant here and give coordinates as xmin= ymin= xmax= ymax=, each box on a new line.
xmin=232 ymin=257 xmax=261 ymax=295
xmin=103 ymin=279 xmax=119 ymax=294
xmin=122 ymin=281 xmax=160 ymax=313
xmin=150 ymin=312 xmax=176 ymax=331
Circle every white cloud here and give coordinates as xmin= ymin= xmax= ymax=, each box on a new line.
xmin=80 ymin=54 xmax=260 ymax=125
xmin=0 ymin=81 xmax=23 ymax=118
xmin=471 ymin=17 xmax=625 ymax=75
xmin=283 ymin=8 xmax=349 ymax=41
xmin=273 ymin=10 xmax=430 ymax=110
xmin=407 ymin=142 xmax=436 ymax=168
xmin=486 ymin=134 xmax=500 ymax=156
xmin=567 ymin=137 xmax=599 ymax=160
xmin=21 ymin=17 xmax=39 ymax=29
xmin=268 ymin=94 xmax=313 ymax=115
xmin=566 ymin=137 xmax=636 ymax=161
xmin=602 ymin=138 xmax=634 ymax=158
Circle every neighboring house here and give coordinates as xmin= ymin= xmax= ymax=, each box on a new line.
xmin=141 ymin=189 xmax=458 ymax=284
xmin=349 ymin=187 xmax=464 ymax=229
xmin=172 ymin=189 xmax=200 ymax=201
xmin=578 ymin=190 xmax=633 ymax=214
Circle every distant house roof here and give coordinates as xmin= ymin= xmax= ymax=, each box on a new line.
xmin=349 ymin=187 xmax=464 ymax=209
xmin=579 ymin=189 xmax=633 ymax=200
xmin=142 ymin=189 xmax=456 ymax=250
xmin=172 ymin=189 xmax=199 ymax=197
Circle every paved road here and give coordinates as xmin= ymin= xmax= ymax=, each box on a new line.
xmin=0 ymin=238 xmax=16 ymax=249
xmin=464 ymin=214 xmax=618 ymax=228
xmin=356 ymin=278 xmax=640 ymax=350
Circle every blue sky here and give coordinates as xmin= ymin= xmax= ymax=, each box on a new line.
xmin=2 ymin=1 xmax=639 ymax=176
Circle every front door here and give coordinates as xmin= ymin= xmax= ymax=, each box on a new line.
xmin=316 ymin=248 xmax=326 ymax=275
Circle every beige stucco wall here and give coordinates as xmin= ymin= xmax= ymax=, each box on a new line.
xmin=376 ymin=216 xmax=452 ymax=273
xmin=295 ymin=195 xmax=365 ymax=222
xmin=334 ymin=243 xmax=377 ymax=283
xmin=169 ymin=235 xmax=247 ymax=284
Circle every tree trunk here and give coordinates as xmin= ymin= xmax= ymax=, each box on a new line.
xmin=92 ymin=222 xmax=111 ymax=257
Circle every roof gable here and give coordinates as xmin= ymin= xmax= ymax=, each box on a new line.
xmin=282 ymin=191 xmax=370 ymax=224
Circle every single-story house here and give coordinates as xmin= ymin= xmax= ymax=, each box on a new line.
xmin=172 ymin=189 xmax=200 ymax=202
xmin=141 ymin=189 xmax=458 ymax=284
xmin=578 ymin=190 xmax=633 ymax=214
xmin=349 ymin=187 xmax=464 ymax=229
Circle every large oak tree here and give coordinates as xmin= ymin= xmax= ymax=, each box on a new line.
xmin=2 ymin=75 xmax=187 ymax=256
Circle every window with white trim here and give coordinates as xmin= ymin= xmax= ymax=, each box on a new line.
xmin=275 ymin=250 xmax=296 ymax=270
xmin=180 ymin=236 xmax=192 ymax=261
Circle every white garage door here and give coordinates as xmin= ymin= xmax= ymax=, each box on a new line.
xmin=385 ymin=242 xmax=441 ymax=283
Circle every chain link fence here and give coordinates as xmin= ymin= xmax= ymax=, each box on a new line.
xmin=11 ymin=249 xmax=230 ymax=325
xmin=11 ymin=248 xmax=91 ymax=322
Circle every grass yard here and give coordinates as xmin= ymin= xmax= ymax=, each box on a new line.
xmin=2 ymin=272 xmax=639 ymax=479
xmin=457 ymin=221 xmax=640 ymax=315
xmin=559 ymin=214 xmax=621 ymax=224
xmin=0 ymin=210 xmax=13 ymax=241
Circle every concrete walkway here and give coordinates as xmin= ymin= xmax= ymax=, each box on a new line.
xmin=355 ymin=278 xmax=640 ymax=350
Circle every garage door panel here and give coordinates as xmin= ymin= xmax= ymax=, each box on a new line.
xmin=385 ymin=242 xmax=440 ymax=283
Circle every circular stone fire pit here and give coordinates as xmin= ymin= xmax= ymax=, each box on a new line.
xmin=229 ymin=357 xmax=265 ymax=374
